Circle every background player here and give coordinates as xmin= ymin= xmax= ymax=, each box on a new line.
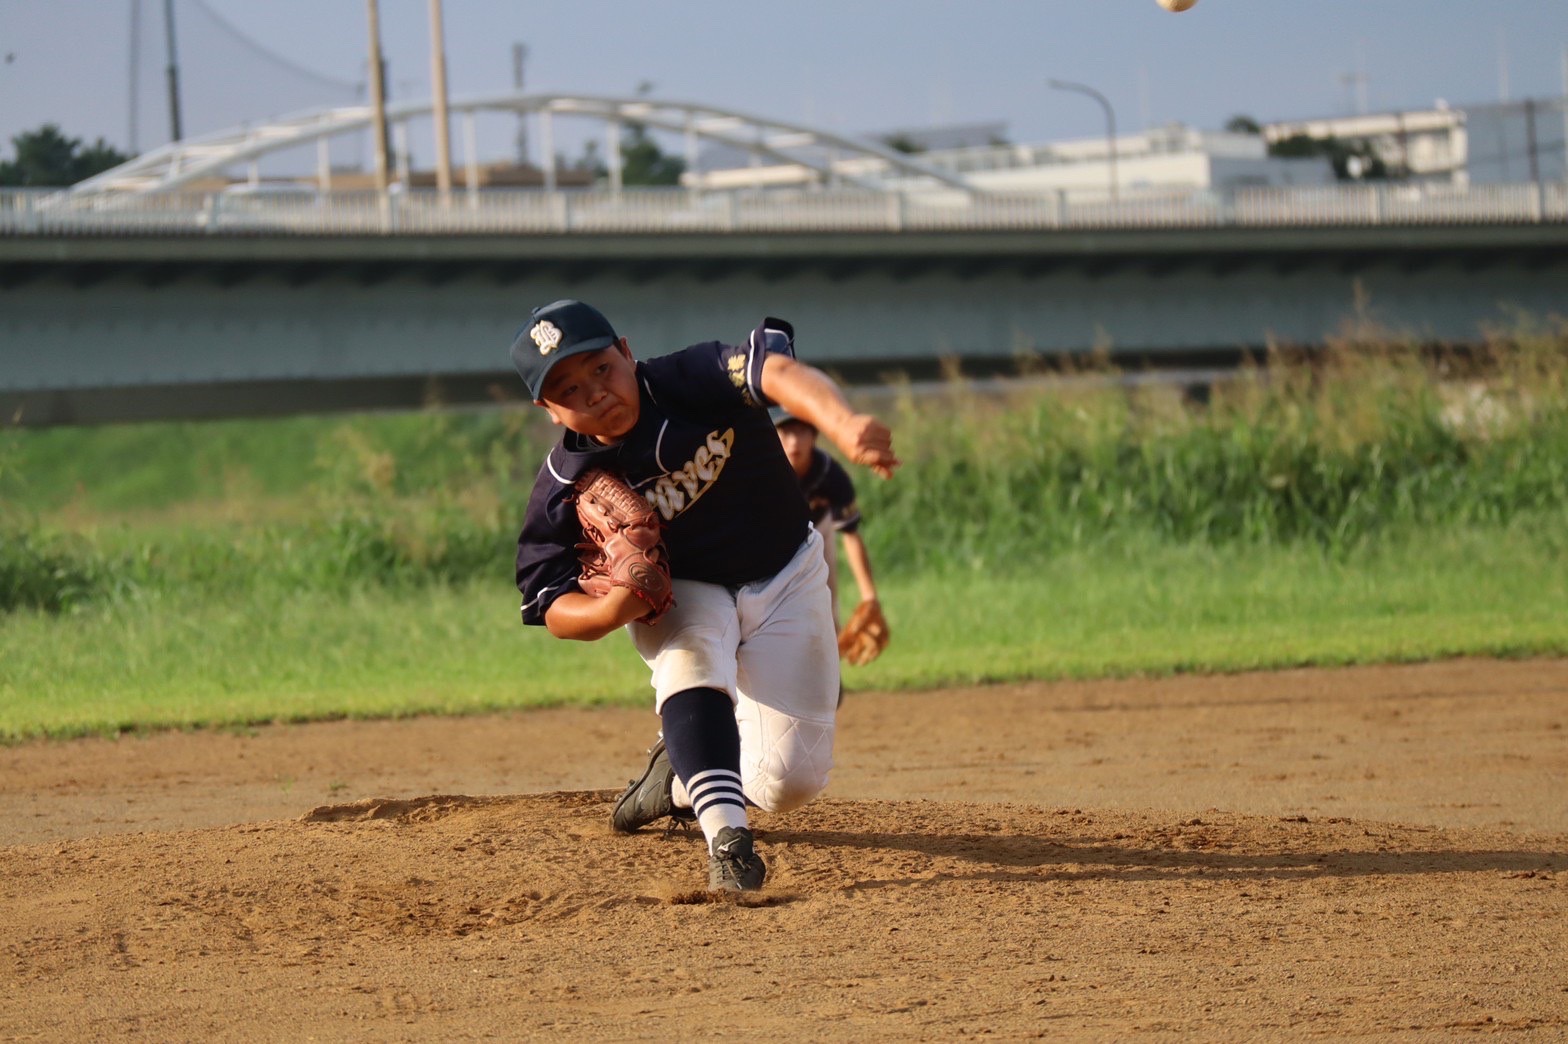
xmin=511 ymin=300 xmax=898 ymax=893
xmin=771 ymin=407 xmax=881 ymax=643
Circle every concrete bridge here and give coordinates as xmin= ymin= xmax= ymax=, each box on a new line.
xmin=3 ymin=185 xmax=1566 ymax=426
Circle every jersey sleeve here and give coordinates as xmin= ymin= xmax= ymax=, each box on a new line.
xmin=819 ymin=455 xmax=863 ymax=533
xmin=515 ymin=454 xmax=587 ymax=627
xmin=645 ymin=318 xmax=796 ymax=417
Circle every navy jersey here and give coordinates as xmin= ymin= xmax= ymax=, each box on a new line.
xmin=798 ymin=449 xmax=861 ymax=534
xmin=516 ymin=320 xmax=809 ymax=626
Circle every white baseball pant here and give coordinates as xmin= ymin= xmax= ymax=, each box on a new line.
xmin=627 ymin=527 xmax=839 ymax=813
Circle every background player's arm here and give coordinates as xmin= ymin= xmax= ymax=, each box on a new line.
xmin=544 ymin=586 xmax=651 ymax=641
xmin=840 ymin=529 xmax=879 ymax=606
xmin=759 ymin=354 xmax=899 ymax=479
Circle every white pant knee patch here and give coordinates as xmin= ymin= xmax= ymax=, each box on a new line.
xmin=742 ymin=717 xmax=834 ymax=813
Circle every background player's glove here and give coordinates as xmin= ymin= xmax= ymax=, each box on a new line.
xmin=838 ymin=598 xmax=889 ymax=666
xmin=572 ymin=467 xmax=675 ymax=624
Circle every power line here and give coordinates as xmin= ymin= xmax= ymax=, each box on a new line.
xmin=186 ymin=0 xmax=362 ymax=94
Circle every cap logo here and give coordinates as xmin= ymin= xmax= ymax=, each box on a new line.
xmin=530 ymin=320 xmax=563 ymax=355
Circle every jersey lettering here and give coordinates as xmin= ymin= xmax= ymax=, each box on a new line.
xmin=646 ymin=428 xmax=735 ymax=521
xmin=725 ymin=353 xmax=758 ymax=407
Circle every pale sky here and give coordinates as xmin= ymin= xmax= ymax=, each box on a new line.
xmin=2 ymin=0 xmax=1566 ymax=170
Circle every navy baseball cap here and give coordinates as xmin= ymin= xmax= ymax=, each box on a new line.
xmin=768 ymin=405 xmax=815 ymax=431
xmin=509 ymin=299 xmax=620 ymax=400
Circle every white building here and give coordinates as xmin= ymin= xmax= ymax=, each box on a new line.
xmin=684 ymin=123 xmax=1334 ymax=200
xmin=1263 ymin=97 xmax=1568 ymax=187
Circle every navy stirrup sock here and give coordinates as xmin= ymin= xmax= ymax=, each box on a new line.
xmin=660 ymin=687 xmax=747 ymax=843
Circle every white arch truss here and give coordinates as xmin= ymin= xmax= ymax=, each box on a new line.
xmin=70 ymin=92 xmax=980 ymax=197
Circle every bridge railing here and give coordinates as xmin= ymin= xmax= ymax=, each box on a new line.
xmin=2 ymin=182 xmax=1564 ymax=236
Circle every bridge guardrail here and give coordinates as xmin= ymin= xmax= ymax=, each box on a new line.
xmin=2 ymin=183 xmax=1565 ymax=237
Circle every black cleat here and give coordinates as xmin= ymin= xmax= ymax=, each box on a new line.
xmin=611 ymin=738 xmax=695 ymax=834
xmin=708 ymin=826 xmax=767 ymax=892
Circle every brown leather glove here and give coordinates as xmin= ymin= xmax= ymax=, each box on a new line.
xmin=837 ymin=598 xmax=889 ymax=666
xmin=572 ymin=468 xmax=675 ymax=624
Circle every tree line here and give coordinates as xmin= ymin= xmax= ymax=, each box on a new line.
xmin=0 ymin=125 xmax=132 ymax=187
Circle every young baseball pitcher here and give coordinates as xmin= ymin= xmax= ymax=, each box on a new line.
xmin=511 ymin=300 xmax=898 ymax=892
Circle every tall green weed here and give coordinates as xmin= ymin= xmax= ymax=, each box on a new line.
xmin=2 ymin=320 xmax=1566 ymax=608
xmin=0 ymin=433 xmax=113 ymax=611
xmin=860 ymin=321 xmax=1568 ymax=569
xmin=0 ymin=523 xmax=111 ymax=613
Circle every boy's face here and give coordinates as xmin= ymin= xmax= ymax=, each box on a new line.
xmin=776 ymin=419 xmax=817 ymax=474
xmin=535 ymin=340 xmax=640 ymax=442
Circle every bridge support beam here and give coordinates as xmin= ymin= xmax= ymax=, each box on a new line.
xmin=2 ymin=231 xmax=1565 ymax=426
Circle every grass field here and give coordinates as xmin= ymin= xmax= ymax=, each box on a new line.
xmin=3 ymin=323 xmax=1565 ymax=740
xmin=3 ymin=519 xmax=1562 ymax=741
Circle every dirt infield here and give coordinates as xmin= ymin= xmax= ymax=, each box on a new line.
xmin=4 ymin=659 xmax=1566 ymax=1039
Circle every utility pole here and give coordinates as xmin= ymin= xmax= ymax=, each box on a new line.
xmin=163 ymin=0 xmax=182 ymax=142
xmin=428 ymin=0 xmax=453 ymax=197
xmin=366 ymin=0 xmax=391 ymax=193
xmin=1524 ymin=97 xmax=1540 ymax=185
xmin=513 ymin=43 xmax=529 ymax=166
xmin=128 ymin=0 xmax=141 ymax=153
xmin=1497 ymin=29 xmax=1510 ymax=102
xmin=1562 ymin=46 xmax=1568 ymax=183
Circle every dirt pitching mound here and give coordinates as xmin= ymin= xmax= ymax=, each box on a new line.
xmin=6 ymin=789 xmax=1565 ymax=1039
xmin=3 ymin=659 xmax=1566 ymax=1038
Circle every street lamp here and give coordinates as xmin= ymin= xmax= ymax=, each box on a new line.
xmin=1048 ymin=78 xmax=1118 ymax=203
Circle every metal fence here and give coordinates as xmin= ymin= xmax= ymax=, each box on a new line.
xmin=2 ymin=182 xmax=1565 ymax=237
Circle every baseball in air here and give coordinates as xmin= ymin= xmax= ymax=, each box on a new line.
xmin=1156 ymin=0 xmax=1198 ymax=10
